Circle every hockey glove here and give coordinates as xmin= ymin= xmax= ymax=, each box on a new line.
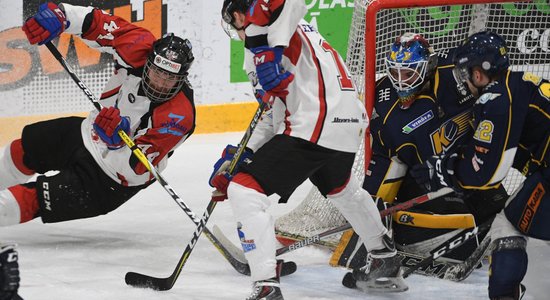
xmin=0 ymin=244 xmax=20 ymax=300
xmin=254 ymin=89 xmax=274 ymax=106
xmin=22 ymin=2 xmax=69 ymax=45
xmin=209 ymin=144 xmax=254 ymax=201
xmin=251 ymin=46 xmax=294 ymax=98
xmin=93 ymin=107 xmax=131 ymax=149
xmin=410 ymin=153 xmax=459 ymax=192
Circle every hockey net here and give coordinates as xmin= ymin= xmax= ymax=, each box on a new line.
xmin=275 ymin=0 xmax=549 ymax=248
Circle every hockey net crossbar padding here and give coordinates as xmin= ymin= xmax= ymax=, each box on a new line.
xmin=275 ymin=0 xmax=547 ymax=248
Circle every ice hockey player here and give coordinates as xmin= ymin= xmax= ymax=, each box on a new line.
xmin=331 ymin=32 xmax=508 ymax=280
xmin=0 ymin=3 xmax=194 ymax=227
xmin=212 ymin=0 xmax=407 ymax=298
xmin=0 ymin=244 xmax=22 ymax=300
xmin=411 ymin=31 xmax=550 ymax=299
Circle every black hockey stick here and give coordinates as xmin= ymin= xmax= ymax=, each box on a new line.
xmin=124 ymin=101 xmax=269 ymax=290
xmin=402 ymin=218 xmax=493 ymax=278
xmin=210 ymin=187 xmax=454 ymax=275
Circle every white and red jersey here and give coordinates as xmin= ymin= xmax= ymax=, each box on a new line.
xmin=243 ymin=0 xmax=367 ymax=154
xmin=62 ymin=4 xmax=195 ymax=186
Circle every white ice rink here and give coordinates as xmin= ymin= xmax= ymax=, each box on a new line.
xmin=1 ymin=131 xmax=548 ymax=299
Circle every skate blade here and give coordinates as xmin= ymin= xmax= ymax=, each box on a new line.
xmin=355 ymin=276 xmax=409 ymax=293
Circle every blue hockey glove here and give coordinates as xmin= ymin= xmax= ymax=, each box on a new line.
xmin=251 ymin=46 xmax=294 ymax=98
xmin=410 ymin=153 xmax=459 ymax=192
xmin=22 ymin=2 xmax=70 ymax=45
xmin=209 ymin=144 xmax=254 ymax=201
xmin=93 ymin=107 xmax=131 ymax=149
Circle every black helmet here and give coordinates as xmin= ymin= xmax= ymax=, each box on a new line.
xmin=142 ymin=33 xmax=194 ymax=103
xmin=452 ymin=31 xmax=509 ymax=85
xmin=221 ymin=0 xmax=252 ymax=29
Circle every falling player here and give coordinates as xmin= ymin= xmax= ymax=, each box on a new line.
xmin=0 ymin=3 xmax=195 ymax=227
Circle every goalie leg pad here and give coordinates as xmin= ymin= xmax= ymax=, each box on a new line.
xmin=488 ymin=236 xmax=528 ymax=299
xmin=228 ymin=175 xmax=277 ymax=282
xmin=327 ymin=175 xmax=387 ymax=251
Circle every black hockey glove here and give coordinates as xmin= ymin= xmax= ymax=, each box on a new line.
xmin=410 ymin=153 xmax=459 ymax=192
xmin=0 ymin=244 xmax=21 ymax=300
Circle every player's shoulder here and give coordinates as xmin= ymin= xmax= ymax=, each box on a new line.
xmin=152 ymin=84 xmax=195 ymax=132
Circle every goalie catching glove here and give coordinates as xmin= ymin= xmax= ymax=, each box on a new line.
xmin=251 ymin=46 xmax=294 ymax=98
xmin=410 ymin=153 xmax=459 ymax=192
xmin=209 ymin=145 xmax=254 ymax=201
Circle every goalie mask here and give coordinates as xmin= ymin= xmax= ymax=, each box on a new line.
xmin=221 ymin=0 xmax=252 ymax=40
xmin=142 ymin=33 xmax=194 ymax=103
xmin=385 ymin=33 xmax=437 ymax=109
xmin=452 ymin=31 xmax=510 ymax=94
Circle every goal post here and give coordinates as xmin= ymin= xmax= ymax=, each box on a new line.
xmin=275 ymin=0 xmax=549 ymax=248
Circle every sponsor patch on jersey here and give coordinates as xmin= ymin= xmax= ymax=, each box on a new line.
xmin=471 ymin=154 xmax=484 ymax=172
xmin=519 ymin=183 xmax=545 ymax=233
xmin=402 ymin=110 xmax=434 ymax=134
xmin=154 ymin=55 xmax=181 ymax=73
xmin=159 ymin=113 xmax=187 ymax=136
xmin=475 ymin=145 xmax=490 ymax=154
xmin=476 ymin=92 xmax=501 ymax=104
xmin=128 ymin=93 xmax=136 ymax=103
xmin=332 ymin=117 xmax=360 ymax=123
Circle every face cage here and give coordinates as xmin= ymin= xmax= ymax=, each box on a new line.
xmin=385 ymin=58 xmax=428 ymax=96
xmin=142 ymin=61 xmax=186 ymax=103
xmin=221 ymin=19 xmax=242 ymax=41
xmin=452 ymin=66 xmax=472 ymax=96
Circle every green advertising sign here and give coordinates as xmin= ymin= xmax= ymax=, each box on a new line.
xmin=230 ymin=1 xmax=354 ymax=82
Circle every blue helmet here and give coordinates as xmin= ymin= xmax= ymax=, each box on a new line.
xmin=452 ymin=31 xmax=510 ymax=85
xmin=385 ymin=33 xmax=437 ymax=109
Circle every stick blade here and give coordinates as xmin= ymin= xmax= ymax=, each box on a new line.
xmin=125 ymin=271 xmax=173 ymax=291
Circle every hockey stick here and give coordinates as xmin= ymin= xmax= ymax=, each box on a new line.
xmin=210 ymin=187 xmax=454 ymax=275
xmin=402 ymin=218 xmax=493 ymax=278
xmin=45 ymin=41 xmax=268 ymax=289
xmin=125 ymin=101 xmax=269 ymax=290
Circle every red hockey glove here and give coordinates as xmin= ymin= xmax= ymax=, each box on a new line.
xmin=93 ymin=107 xmax=131 ymax=149
xmin=22 ymin=2 xmax=69 ymax=45
xmin=251 ymin=46 xmax=294 ymax=98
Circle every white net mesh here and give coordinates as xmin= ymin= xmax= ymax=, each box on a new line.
xmin=275 ymin=0 xmax=548 ymax=248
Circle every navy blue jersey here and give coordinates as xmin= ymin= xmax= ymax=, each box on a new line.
xmin=365 ymin=48 xmax=476 ymax=201
xmin=455 ymin=71 xmax=550 ymax=190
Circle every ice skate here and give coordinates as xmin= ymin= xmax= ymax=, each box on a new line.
xmin=245 ymin=260 xmax=284 ymax=300
xmin=342 ymin=232 xmax=408 ymax=293
xmin=245 ymin=277 xmax=284 ymax=300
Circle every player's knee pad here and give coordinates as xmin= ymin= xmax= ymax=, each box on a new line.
xmin=0 ymin=140 xmax=35 ymax=190
xmin=488 ymin=236 xmax=528 ymax=299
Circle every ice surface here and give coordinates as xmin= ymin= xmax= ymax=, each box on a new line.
xmin=1 ymin=132 xmax=548 ymax=299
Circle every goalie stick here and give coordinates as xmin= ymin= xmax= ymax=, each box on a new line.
xmin=45 ymin=41 xmax=270 ymax=290
xmin=209 ymin=188 xmax=453 ymax=275
xmin=402 ymin=218 xmax=493 ymax=279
